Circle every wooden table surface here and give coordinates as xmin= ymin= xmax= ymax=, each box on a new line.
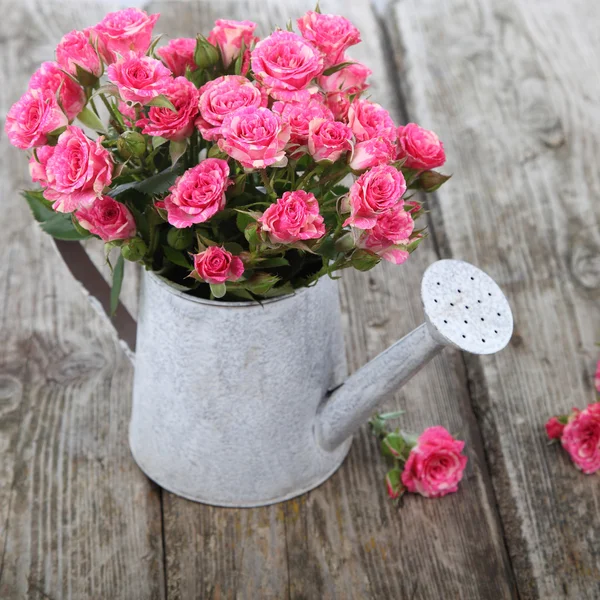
xmin=1 ymin=0 xmax=599 ymax=598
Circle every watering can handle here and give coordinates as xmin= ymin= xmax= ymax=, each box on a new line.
xmin=55 ymin=240 xmax=138 ymax=352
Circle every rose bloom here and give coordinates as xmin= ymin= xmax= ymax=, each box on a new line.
xmin=344 ymin=165 xmax=406 ymax=229
xmin=137 ymin=77 xmax=199 ymax=141
xmin=307 ymin=118 xmax=353 ymax=163
xmin=356 ymin=204 xmax=414 ymax=265
xmin=196 ymin=76 xmax=266 ymax=141
xmin=56 ymin=29 xmax=102 ymax=77
xmin=319 ymin=60 xmax=371 ymax=96
xmin=75 ymin=195 xmax=136 ymax=242
xmin=208 ymin=19 xmax=258 ymax=69
xmin=43 ymin=126 xmax=113 ymax=213
xmin=218 ymin=106 xmax=290 ymax=170
xmin=350 ymin=137 xmax=396 ymax=171
xmin=157 ymin=38 xmax=197 ymax=76
xmin=401 ymin=426 xmax=468 ymax=498
xmin=92 ymin=8 xmax=159 ymax=63
xmin=5 ymin=89 xmax=68 ymax=150
xmin=251 ymin=31 xmax=324 ymax=102
xmin=107 ymin=52 xmax=172 ymax=105
xmin=259 ymin=190 xmax=325 ymax=244
xmin=272 ymin=98 xmax=332 ymax=155
xmin=163 ymin=159 xmax=231 ymax=228
xmin=29 ymin=61 xmax=85 ymax=121
xmin=29 ymin=145 xmax=55 ymax=186
xmin=193 ymin=246 xmax=244 ymax=285
xmin=348 ymin=99 xmax=397 ymax=143
xmin=561 ymin=403 xmax=600 ymax=474
xmin=397 ymin=123 xmax=446 ymax=170
xmin=297 ymin=11 xmax=361 ymax=67
xmin=545 ymin=416 xmax=567 ymax=441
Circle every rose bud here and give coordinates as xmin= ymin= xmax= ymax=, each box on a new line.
xmin=192 ymin=246 xmax=244 ymax=285
xmin=121 ymin=237 xmax=148 ymax=262
xmin=167 ymin=227 xmax=194 ymax=250
xmin=194 ymin=35 xmax=221 ymax=70
xmin=117 ymin=131 xmax=147 ymax=159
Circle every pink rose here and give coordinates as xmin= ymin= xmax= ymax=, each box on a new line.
xmin=56 ymin=29 xmax=102 ymax=78
xmin=297 ymin=11 xmax=360 ymax=67
xmin=356 ymin=205 xmax=414 ymax=265
xmin=325 ymin=93 xmax=351 ymax=121
xmin=397 ymin=123 xmax=446 ymax=170
xmin=545 ymin=416 xmax=567 ymax=441
xmin=29 ymin=145 xmax=55 ymax=186
xmin=272 ymin=98 xmax=332 ymax=156
xmin=157 ymin=38 xmax=197 ymax=76
xmin=207 ymin=19 xmax=258 ymax=69
xmin=348 ymin=99 xmax=397 ymax=143
xmin=75 ymin=195 xmax=136 ymax=241
xmin=251 ymin=31 xmax=324 ymax=102
xmin=218 ymin=107 xmax=290 ymax=170
xmin=561 ymin=403 xmax=600 ymax=474
xmin=92 ymin=8 xmax=159 ymax=63
xmin=5 ymin=89 xmax=68 ymax=150
xmin=29 ymin=61 xmax=85 ymax=121
xmin=319 ymin=60 xmax=371 ymax=95
xmin=401 ymin=426 xmax=468 ymax=498
xmin=163 ymin=159 xmax=231 ymax=228
xmin=350 ymin=137 xmax=396 ymax=171
xmin=307 ymin=118 xmax=353 ymax=163
xmin=107 ymin=52 xmax=172 ymax=105
xmin=193 ymin=246 xmax=244 ymax=285
xmin=259 ymin=190 xmax=325 ymax=244
xmin=137 ymin=77 xmax=199 ymax=141
xmin=196 ymin=76 xmax=266 ymax=141
xmin=344 ymin=165 xmax=406 ymax=229
xmin=43 ymin=126 xmax=113 ymax=213
xmin=118 ymin=101 xmax=137 ymax=126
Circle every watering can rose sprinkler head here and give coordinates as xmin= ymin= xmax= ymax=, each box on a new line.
xmin=316 ymin=259 xmax=514 ymax=452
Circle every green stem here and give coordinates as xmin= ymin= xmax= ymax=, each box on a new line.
xmin=99 ymin=93 xmax=124 ymax=133
xmin=260 ymin=169 xmax=275 ymax=196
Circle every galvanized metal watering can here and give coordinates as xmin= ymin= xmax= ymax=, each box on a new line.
xmin=57 ymin=243 xmax=513 ymax=507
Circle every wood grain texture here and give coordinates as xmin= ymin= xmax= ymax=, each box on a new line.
xmin=0 ymin=2 xmax=164 ymax=598
xmin=388 ymin=0 xmax=600 ymax=597
xmin=148 ymin=1 xmax=515 ymax=598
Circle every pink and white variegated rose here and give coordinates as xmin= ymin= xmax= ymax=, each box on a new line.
xmin=5 ymin=88 xmax=68 ymax=150
xmin=297 ymin=11 xmax=361 ymax=67
xmin=75 ymin=195 xmax=136 ymax=242
xmin=56 ymin=29 xmax=102 ymax=78
xmin=355 ymin=205 xmax=414 ymax=265
xmin=29 ymin=145 xmax=55 ymax=186
xmin=307 ymin=118 xmax=353 ymax=163
xmin=107 ymin=52 xmax=172 ymax=105
xmin=157 ymin=38 xmax=197 ymax=76
xmin=320 ymin=60 xmax=371 ymax=120
xmin=29 ymin=61 xmax=85 ymax=121
xmin=196 ymin=76 xmax=267 ymax=141
xmin=350 ymin=137 xmax=396 ymax=171
xmin=344 ymin=165 xmax=407 ymax=229
xmin=401 ymin=427 xmax=468 ymax=498
xmin=208 ymin=19 xmax=258 ymax=69
xmin=43 ymin=126 xmax=113 ymax=213
xmin=259 ymin=190 xmax=325 ymax=244
xmin=163 ymin=159 xmax=231 ymax=228
xmin=92 ymin=8 xmax=159 ymax=63
xmin=251 ymin=31 xmax=324 ymax=102
xmin=137 ymin=77 xmax=199 ymax=141
xmin=193 ymin=246 xmax=244 ymax=284
xmin=348 ymin=99 xmax=397 ymax=143
xmin=218 ymin=106 xmax=290 ymax=170
xmin=397 ymin=123 xmax=446 ymax=171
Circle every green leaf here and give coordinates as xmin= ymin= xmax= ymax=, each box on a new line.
xmin=381 ymin=432 xmax=405 ymax=459
xmin=258 ymin=257 xmax=289 ymax=268
xmin=169 ymin=139 xmax=187 ymax=165
xmin=233 ymin=38 xmax=246 ymax=75
xmin=162 ymin=245 xmax=193 ymax=268
xmin=322 ymin=61 xmax=355 ymax=77
xmin=314 ymin=236 xmax=338 ymax=260
xmin=261 ymin=282 xmax=294 ymax=298
xmin=147 ymin=95 xmax=177 ymax=111
xmin=286 ymin=19 xmax=294 ymax=32
xmin=244 ymin=273 xmax=279 ymax=295
xmin=110 ymin=253 xmax=125 ymax=316
xmin=210 ymin=283 xmax=227 ymax=298
xmin=351 ymin=249 xmax=380 ymax=271
xmin=40 ymin=213 xmax=90 ymax=240
xmin=152 ymin=136 xmax=168 ymax=149
xmin=22 ymin=190 xmax=54 ymax=222
xmin=146 ymin=34 xmax=164 ymax=58
xmin=223 ymin=242 xmax=244 ymax=255
xmin=226 ymin=287 xmax=255 ymax=300
xmin=236 ymin=211 xmax=256 ymax=233
xmin=77 ymin=106 xmax=106 ymax=132
xmin=385 ymin=467 xmax=404 ymax=500
xmin=108 ymin=165 xmax=183 ymax=198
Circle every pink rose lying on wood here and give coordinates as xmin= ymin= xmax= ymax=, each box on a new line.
xmin=8 ymin=4 xmax=451 ymax=305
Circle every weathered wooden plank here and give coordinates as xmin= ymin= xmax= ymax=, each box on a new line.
xmin=149 ymin=1 xmax=515 ymax=598
xmin=388 ymin=0 xmax=600 ymax=597
xmin=0 ymin=2 xmax=165 ymax=598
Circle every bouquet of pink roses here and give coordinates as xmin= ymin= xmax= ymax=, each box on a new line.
xmin=7 ymin=5 xmax=449 ymax=302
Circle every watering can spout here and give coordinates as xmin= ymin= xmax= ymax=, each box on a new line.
xmin=316 ymin=259 xmax=514 ymax=453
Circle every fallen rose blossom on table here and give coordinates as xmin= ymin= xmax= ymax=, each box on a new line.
xmin=7 ymin=4 xmax=451 ymax=307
